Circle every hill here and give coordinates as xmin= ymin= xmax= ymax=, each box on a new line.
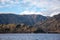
xmin=34 ymin=14 xmax=60 ymax=33
xmin=0 ymin=14 xmax=47 ymax=26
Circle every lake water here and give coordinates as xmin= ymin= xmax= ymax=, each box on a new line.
xmin=0 ymin=34 xmax=60 ymax=40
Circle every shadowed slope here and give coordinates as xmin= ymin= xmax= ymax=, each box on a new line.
xmin=0 ymin=14 xmax=47 ymax=26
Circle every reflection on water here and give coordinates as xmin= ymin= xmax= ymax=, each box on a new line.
xmin=0 ymin=34 xmax=60 ymax=40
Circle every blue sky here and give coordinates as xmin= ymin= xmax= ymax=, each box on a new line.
xmin=0 ymin=0 xmax=60 ymax=16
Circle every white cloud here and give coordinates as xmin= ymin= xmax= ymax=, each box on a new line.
xmin=0 ymin=0 xmax=19 ymax=8
xmin=0 ymin=0 xmax=19 ymax=4
xmin=50 ymin=12 xmax=60 ymax=17
xmin=20 ymin=10 xmax=46 ymax=16
xmin=22 ymin=0 xmax=60 ymax=16
xmin=0 ymin=0 xmax=60 ymax=16
xmin=42 ymin=7 xmax=60 ymax=16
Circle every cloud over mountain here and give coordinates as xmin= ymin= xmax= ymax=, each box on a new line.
xmin=20 ymin=11 xmax=43 ymax=15
xmin=0 ymin=0 xmax=60 ymax=16
xmin=22 ymin=0 xmax=60 ymax=16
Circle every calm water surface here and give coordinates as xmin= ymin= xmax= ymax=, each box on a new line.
xmin=0 ymin=34 xmax=60 ymax=40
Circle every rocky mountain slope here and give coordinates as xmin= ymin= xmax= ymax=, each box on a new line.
xmin=34 ymin=14 xmax=60 ymax=33
xmin=0 ymin=14 xmax=47 ymax=26
xmin=0 ymin=13 xmax=60 ymax=33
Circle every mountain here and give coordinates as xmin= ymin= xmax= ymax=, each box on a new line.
xmin=34 ymin=14 xmax=60 ymax=33
xmin=0 ymin=14 xmax=47 ymax=26
xmin=0 ymin=13 xmax=60 ymax=33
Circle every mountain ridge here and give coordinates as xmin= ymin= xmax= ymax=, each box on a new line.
xmin=0 ymin=14 xmax=47 ymax=26
xmin=34 ymin=14 xmax=60 ymax=33
xmin=0 ymin=13 xmax=60 ymax=33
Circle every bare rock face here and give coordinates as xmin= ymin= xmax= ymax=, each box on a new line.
xmin=34 ymin=14 xmax=60 ymax=33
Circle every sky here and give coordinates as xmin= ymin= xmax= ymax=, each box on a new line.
xmin=0 ymin=0 xmax=60 ymax=16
